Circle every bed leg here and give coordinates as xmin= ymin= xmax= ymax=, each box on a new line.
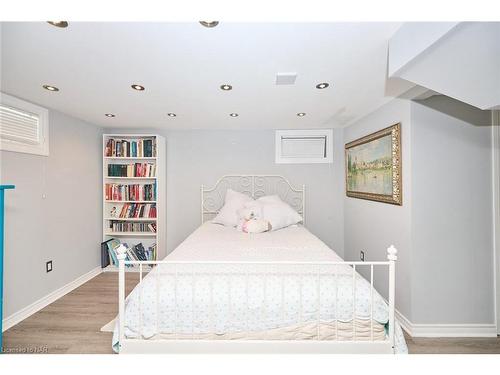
xmin=387 ymin=245 xmax=398 ymax=352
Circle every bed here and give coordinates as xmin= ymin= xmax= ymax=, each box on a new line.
xmin=113 ymin=175 xmax=407 ymax=353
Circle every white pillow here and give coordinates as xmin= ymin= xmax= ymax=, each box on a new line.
xmin=256 ymin=195 xmax=282 ymax=204
xmin=256 ymin=195 xmax=302 ymax=231
xmin=212 ymin=189 xmax=253 ymax=227
xmin=238 ymin=200 xmax=264 ymax=219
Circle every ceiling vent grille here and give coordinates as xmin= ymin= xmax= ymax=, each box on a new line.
xmin=275 ymin=73 xmax=297 ymax=85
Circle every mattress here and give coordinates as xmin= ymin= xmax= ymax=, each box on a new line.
xmin=113 ymin=223 xmax=408 ymax=353
xmin=140 ymin=320 xmax=386 ymax=341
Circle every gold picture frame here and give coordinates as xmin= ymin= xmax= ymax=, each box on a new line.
xmin=345 ymin=123 xmax=402 ymax=205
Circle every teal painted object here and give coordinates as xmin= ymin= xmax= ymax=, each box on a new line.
xmin=0 ymin=185 xmax=15 ymax=353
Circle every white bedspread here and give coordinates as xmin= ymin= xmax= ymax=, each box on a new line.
xmin=113 ymin=223 xmax=408 ymax=353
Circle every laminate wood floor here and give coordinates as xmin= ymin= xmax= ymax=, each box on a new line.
xmin=3 ymin=272 xmax=500 ymax=354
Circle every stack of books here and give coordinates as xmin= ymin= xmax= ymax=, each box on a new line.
xmin=105 ymin=138 xmax=156 ymax=158
xmin=129 ymin=243 xmax=157 ymax=262
xmin=107 ymin=163 xmax=156 ymax=177
xmin=105 ymin=183 xmax=156 ymax=201
xmin=101 ymin=239 xmax=157 ymax=268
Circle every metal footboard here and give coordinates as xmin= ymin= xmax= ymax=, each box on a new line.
xmin=116 ymin=246 xmax=397 ymax=354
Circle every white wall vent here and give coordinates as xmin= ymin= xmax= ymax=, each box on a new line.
xmin=275 ymin=73 xmax=297 ymax=85
xmin=0 ymin=93 xmax=49 ymax=156
xmin=275 ymin=129 xmax=333 ymax=164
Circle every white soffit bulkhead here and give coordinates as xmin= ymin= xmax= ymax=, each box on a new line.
xmin=389 ymin=22 xmax=500 ymax=110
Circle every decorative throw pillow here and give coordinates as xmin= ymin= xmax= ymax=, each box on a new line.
xmin=256 ymin=195 xmax=302 ymax=231
xmin=212 ymin=189 xmax=253 ymax=227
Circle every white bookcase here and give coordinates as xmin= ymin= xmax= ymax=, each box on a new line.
xmin=102 ymin=134 xmax=166 ymax=271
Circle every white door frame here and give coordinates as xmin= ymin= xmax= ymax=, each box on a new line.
xmin=493 ymin=110 xmax=500 ymax=335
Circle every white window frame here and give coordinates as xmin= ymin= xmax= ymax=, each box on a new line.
xmin=0 ymin=92 xmax=49 ymax=156
xmin=275 ymin=129 xmax=333 ymax=164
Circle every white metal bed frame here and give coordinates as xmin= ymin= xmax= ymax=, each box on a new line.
xmin=200 ymin=175 xmax=306 ymax=224
xmin=117 ymin=175 xmax=397 ymax=354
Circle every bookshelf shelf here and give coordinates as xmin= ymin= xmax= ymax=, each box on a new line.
xmin=104 ymin=232 xmax=157 ymax=237
xmin=105 ymin=217 xmax=157 ymax=221
xmin=105 ymin=157 xmax=157 ymax=160
xmin=103 ymin=265 xmax=153 ymax=273
xmin=103 ymin=134 xmax=166 ymax=269
xmin=105 ymin=200 xmax=157 ymax=203
xmin=105 ymin=177 xmax=157 ymax=180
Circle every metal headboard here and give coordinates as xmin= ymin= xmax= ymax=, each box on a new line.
xmin=201 ymin=175 xmax=305 ymax=225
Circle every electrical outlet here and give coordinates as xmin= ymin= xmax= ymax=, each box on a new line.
xmin=46 ymin=260 xmax=53 ymax=273
xmin=360 ymin=251 xmax=365 ymax=261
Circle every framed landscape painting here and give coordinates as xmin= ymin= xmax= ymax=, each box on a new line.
xmin=345 ymin=123 xmax=402 ymax=205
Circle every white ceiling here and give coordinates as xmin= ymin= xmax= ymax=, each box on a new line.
xmin=0 ymin=22 xmax=412 ymax=129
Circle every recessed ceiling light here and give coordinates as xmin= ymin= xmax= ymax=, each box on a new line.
xmin=220 ymin=84 xmax=232 ymax=91
xmin=105 ymin=113 xmax=115 ymax=118
xmin=167 ymin=113 xmax=177 ymax=117
xmin=131 ymin=84 xmax=145 ymax=91
xmin=47 ymin=21 xmax=68 ymax=28
xmin=297 ymin=112 xmax=306 ymax=117
xmin=199 ymin=21 xmax=219 ymax=28
xmin=316 ymin=82 xmax=329 ymax=89
xmin=229 ymin=113 xmax=239 ymax=117
xmin=42 ymin=84 xmax=59 ymax=92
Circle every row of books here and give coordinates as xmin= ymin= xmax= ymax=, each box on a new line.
xmin=105 ymin=138 xmax=156 ymax=158
xmin=108 ymin=221 xmax=157 ymax=233
xmin=114 ymin=203 xmax=157 ymax=218
xmin=107 ymin=163 xmax=156 ymax=178
xmin=105 ymin=183 xmax=156 ymax=201
xmin=101 ymin=239 xmax=157 ymax=268
xmin=130 ymin=243 xmax=157 ymax=262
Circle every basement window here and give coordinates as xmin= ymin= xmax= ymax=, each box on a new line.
xmin=0 ymin=92 xmax=49 ymax=156
xmin=275 ymin=129 xmax=333 ymax=164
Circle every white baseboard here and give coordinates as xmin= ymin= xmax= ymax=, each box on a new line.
xmin=2 ymin=266 xmax=102 ymax=332
xmin=410 ymin=324 xmax=497 ymax=338
xmin=395 ymin=309 xmax=497 ymax=338
xmin=395 ymin=309 xmax=413 ymax=335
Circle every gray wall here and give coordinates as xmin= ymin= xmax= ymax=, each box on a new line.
xmin=411 ymin=97 xmax=495 ymax=324
xmin=343 ymin=99 xmax=414 ymax=319
xmin=1 ymin=109 xmax=103 ymax=318
xmin=343 ymin=95 xmax=495 ymax=325
xmin=2 ymin=95 xmax=492 ymax=327
xmin=107 ymin=128 xmax=345 ymax=257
